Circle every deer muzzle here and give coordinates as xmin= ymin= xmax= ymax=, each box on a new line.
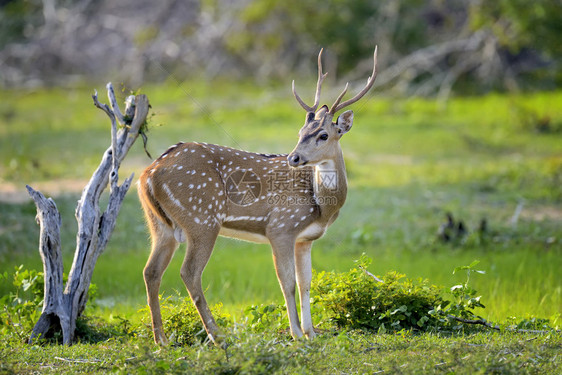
xmin=287 ymin=152 xmax=307 ymax=168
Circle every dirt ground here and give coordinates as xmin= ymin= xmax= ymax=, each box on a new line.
xmin=0 ymin=179 xmax=89 ymax=204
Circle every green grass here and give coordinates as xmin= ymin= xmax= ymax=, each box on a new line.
xmin=1 ymin=322 xmax=561 ymax=374
xmin=0 ymin=82 xmax=561 ymax=373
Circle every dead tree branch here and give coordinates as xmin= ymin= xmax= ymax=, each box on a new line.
xmin=374 ymin=31 xmax=494 ymax=100
xmin=27 ymin=83 xmax=149 ymax=345
xmin=447 ymin=315 xmax=558 ymax=334
xmin=359 ymin=266 xmax=384 ymax=283
xmin=448 ymin=315 xmax=501 ymax=331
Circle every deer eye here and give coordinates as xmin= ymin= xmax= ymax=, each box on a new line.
xmin=318 ymin=133 xmax=329 ymax=141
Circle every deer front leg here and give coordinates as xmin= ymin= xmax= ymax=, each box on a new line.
xmin=180 ymin=230 xmax=223 ymax=346
xmin=295 ymin=240 xmax=316 ymax=339
xmin=143 ymin=223 xmax=179 ymax=346
xmin=270 ymin=238 xmax=303 ymax=339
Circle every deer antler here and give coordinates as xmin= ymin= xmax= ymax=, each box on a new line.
xmin=329 ymin=45 xmax=378 ymax=115
xmin=292 ymin=48 xmax=328 ymax=113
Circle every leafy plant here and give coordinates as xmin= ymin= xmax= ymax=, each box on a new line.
xmin=449 ymin=261 xmax=486 ymax=317
xmin=426 ymin=260 xmax=491 ymax=331
xmin=142 ymin=293 xmax=231 ymax=346
xmin=312 ymin=254 xmax=445 ymax=332
xmin=0 ymin=265 xmax=102 ymax=343
xmin=0 ymin=265 xmax=44 ymax=340
xmin=245 ymin=303 xmax=288 ymax=333
xmin=311 ymin=255 xmax=497 ymax=333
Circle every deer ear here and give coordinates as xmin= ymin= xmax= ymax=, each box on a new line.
xmin=335 ymin=110 xmax=354 ymax=136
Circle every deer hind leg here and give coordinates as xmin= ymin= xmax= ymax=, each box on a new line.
xmin=142 ymin=213 xmax=179 ymax=346
xmin=270 ymin=237 xmax=304 ymax=339
xmin=180 ymin=229 xmax=222 ymax=345
xmin=295 ymin=241 xmax=316 ymax=339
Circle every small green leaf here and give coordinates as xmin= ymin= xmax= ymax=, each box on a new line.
xmin=453 ymin=266 xmax=467 ymax=274
xmin=468 ymin=260 xmax=480 ymax=268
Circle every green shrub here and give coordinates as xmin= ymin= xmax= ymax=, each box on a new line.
xmin=0 ymin=265 xmax=103 ymax=343
xmin=245 ymin=303 xmax=288 ymax=334
xmin=312 ymin=255 xmax=444 ymax=332
xmin=312 ymin=255 xmax=493 ymax=333
xmin=0 ymin=265 xmax=44 ymax=340
xmin=444 ymin=261 xmax=485 ymax=318
xmin=143 ymin=293 xmax=231 ymax=346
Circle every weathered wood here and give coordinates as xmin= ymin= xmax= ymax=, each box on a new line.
xmin=27 ymin=83 xmax=150 ymax=344
xmin=26 ymin=186 xmax=70 ymax=342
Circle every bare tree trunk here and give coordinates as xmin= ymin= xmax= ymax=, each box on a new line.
xmin=27 ymin=83 xmax=150 ymax=345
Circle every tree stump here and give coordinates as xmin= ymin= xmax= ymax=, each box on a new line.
xmin=27 ymin=83 xmax=150 ymax=345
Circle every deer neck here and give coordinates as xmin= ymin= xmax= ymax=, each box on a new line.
xmin=312 ymin=146 xmax=347 ymax=222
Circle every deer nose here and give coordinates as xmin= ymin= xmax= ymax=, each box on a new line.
xmin=287 ymin=153 xmax=301 ymax=167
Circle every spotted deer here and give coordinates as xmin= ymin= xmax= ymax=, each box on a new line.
xmin=139 ymin=46 xmax=378 ymax=345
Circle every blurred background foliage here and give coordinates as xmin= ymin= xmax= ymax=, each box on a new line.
xmin=1 ymin=0 xmax=560 ymax=95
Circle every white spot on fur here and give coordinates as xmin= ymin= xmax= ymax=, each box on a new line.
xmin=224 ymin=215 xmax=266 ymax=222
xmin=162 ymin=183 xmax=185 ymax=210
